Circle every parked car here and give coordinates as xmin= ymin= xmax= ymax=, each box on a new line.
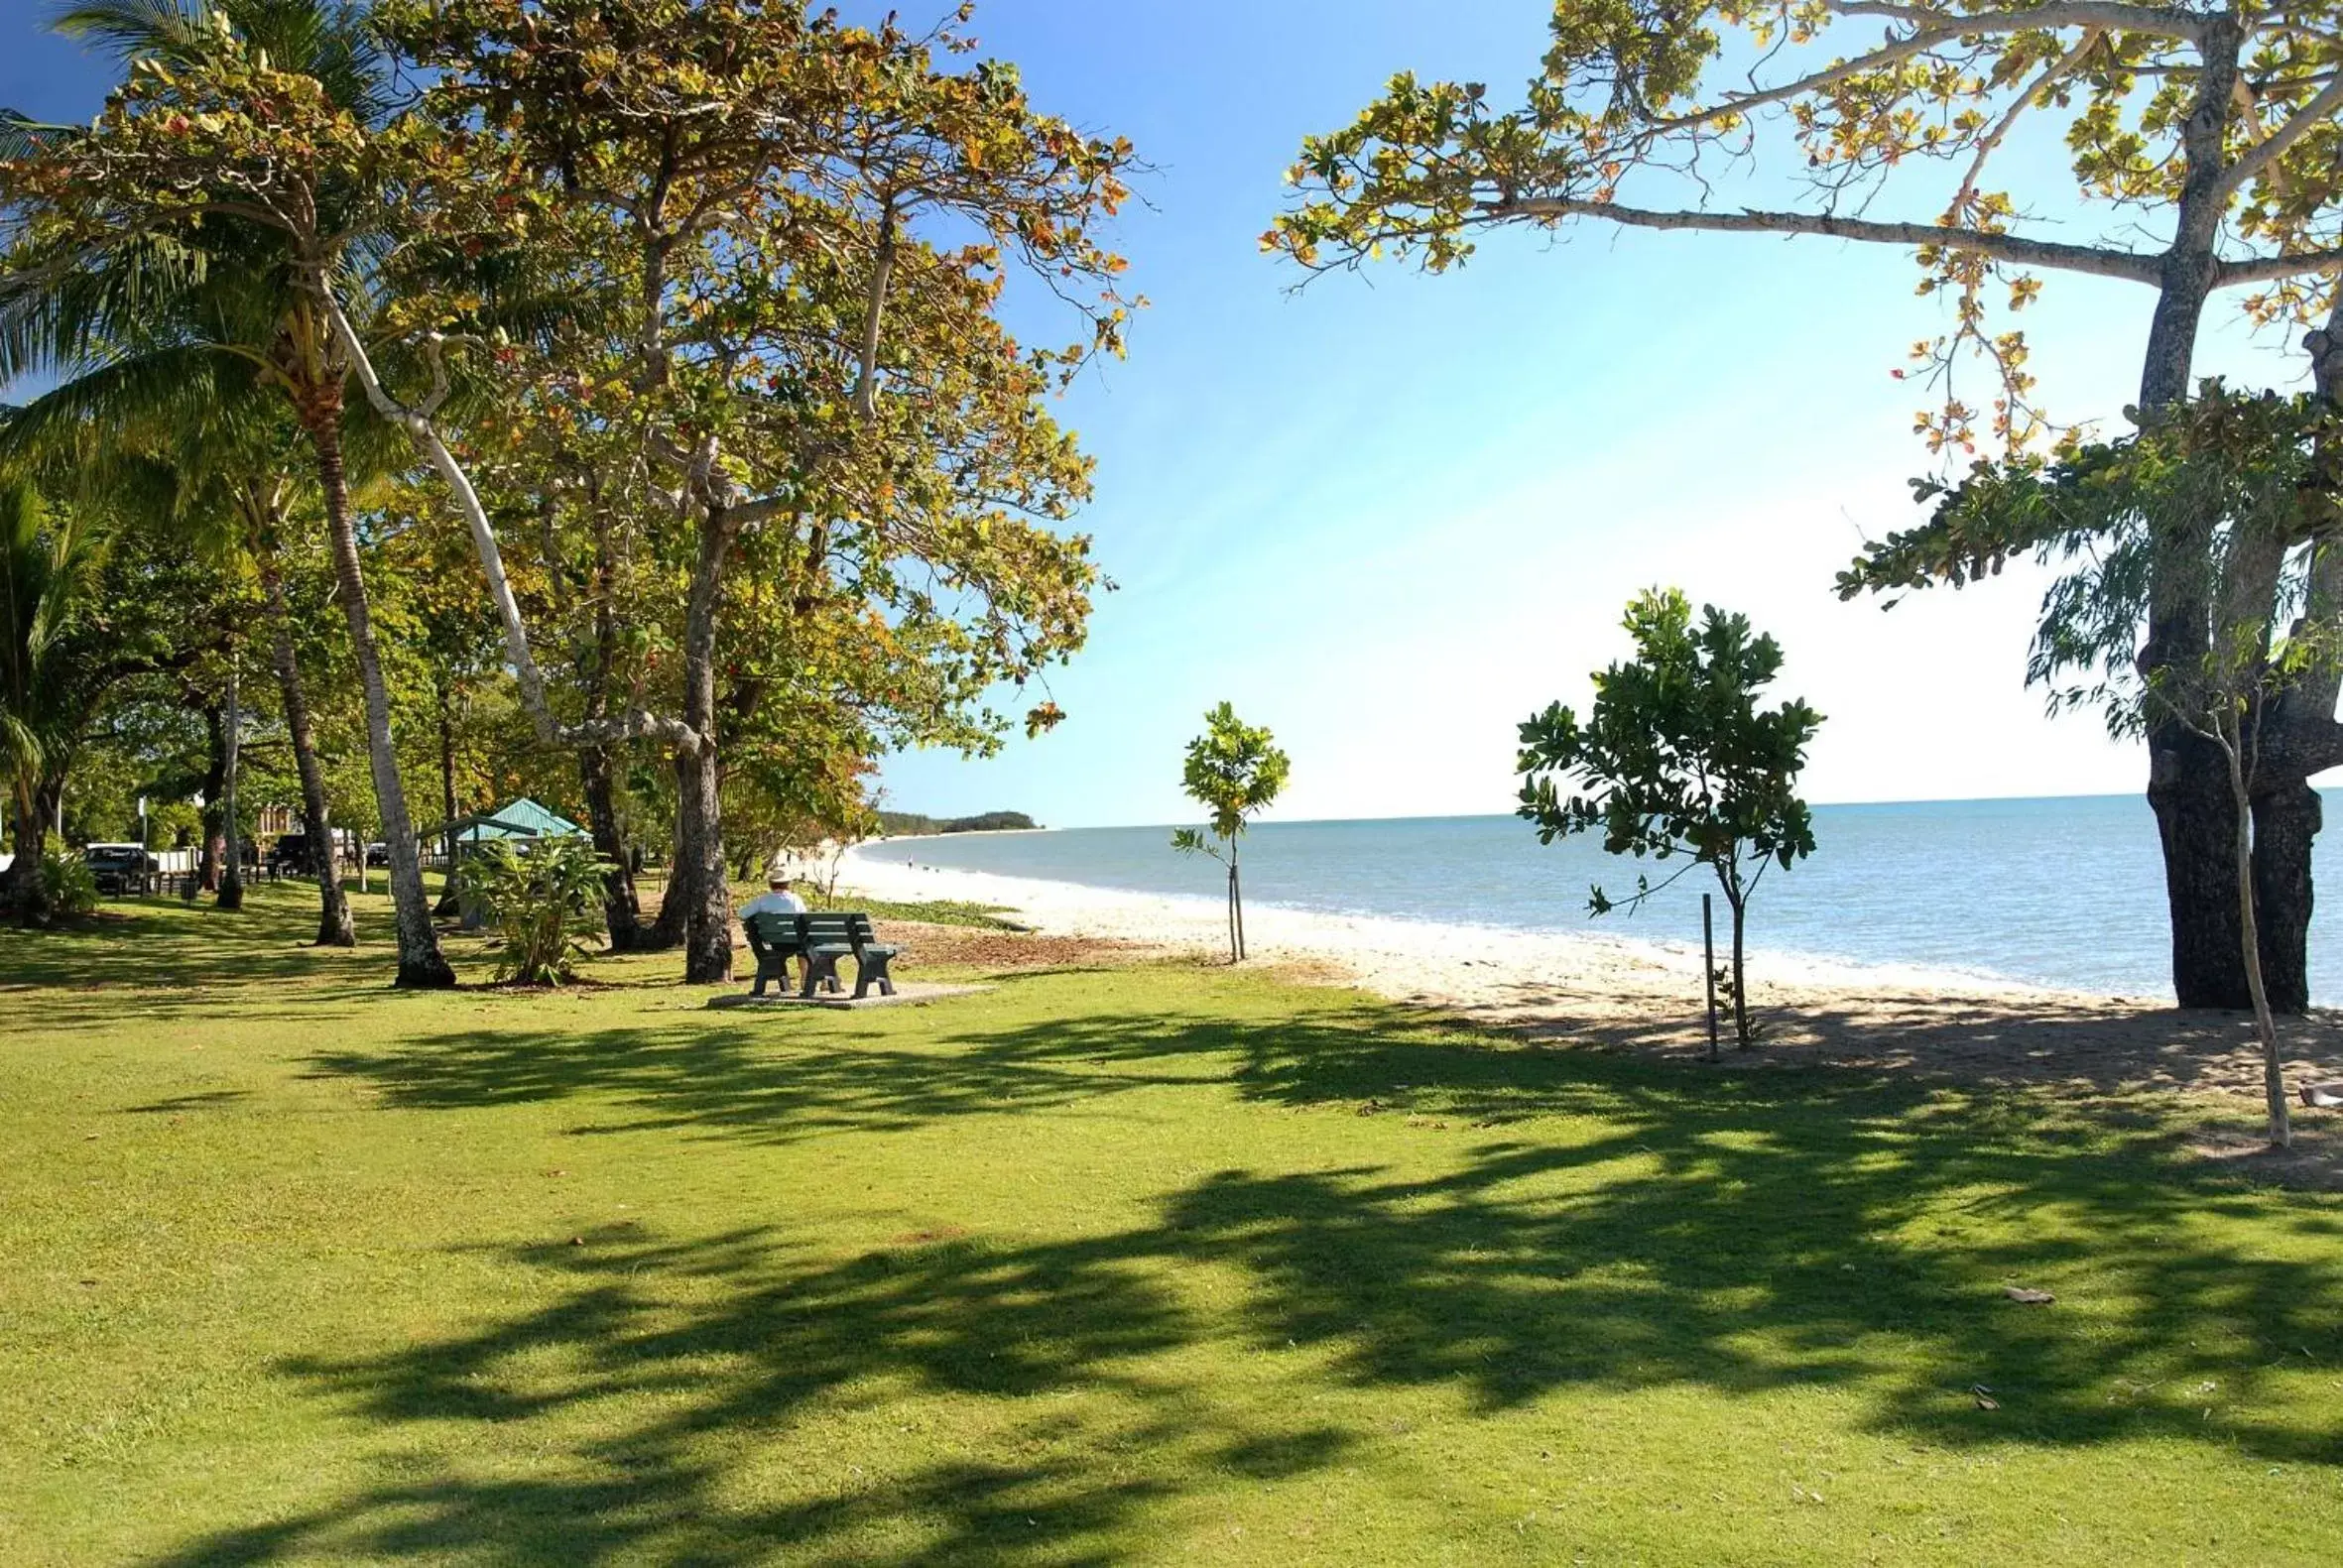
xmin=82 ymin=843 xmax=158 ymax=897
xmin=365 ymin=842 xmax=391 ymax=868
xmin=269 ymin=832 xmax=330 ymax=874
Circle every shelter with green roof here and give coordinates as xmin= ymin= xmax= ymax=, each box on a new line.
xmin=432 ymin=798 xmax=585 ymax=855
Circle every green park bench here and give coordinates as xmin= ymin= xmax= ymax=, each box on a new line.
xmin=743 ymin=910 xmax=901 ymax=1001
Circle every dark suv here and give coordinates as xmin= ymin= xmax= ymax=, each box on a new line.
xmin=83 ymin=843 xmax=157 ymax=897
xmin=270 ymin=833 xmax=315 ymax=874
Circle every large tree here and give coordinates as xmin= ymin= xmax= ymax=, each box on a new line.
xmin=351 ymin=0 xmax=1136 ymax=981
xmin=0 ymin=481 xmax=98 ymax=904
xmin=1856 ymin=385 xmax=2341 ymax=1135
xmin=1272 ymin=0 xmax=2343 ymax=1010
xmin=3 ymin=349 xmax=364 ymax=942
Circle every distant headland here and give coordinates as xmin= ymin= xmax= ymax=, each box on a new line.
xmin=876 ymin=810 xmax=1041 ymax=837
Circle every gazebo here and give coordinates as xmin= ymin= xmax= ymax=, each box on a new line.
xmin=433 ymin=797 xmax=585 ymax=860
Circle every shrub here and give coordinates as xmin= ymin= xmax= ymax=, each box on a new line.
xmin=39 ymin=834 xmax=97 ymax=921
xmin=465 ymin=837 xmax=608 ymax=986
xmin=8 ymin=834 xmax=99 ymax=926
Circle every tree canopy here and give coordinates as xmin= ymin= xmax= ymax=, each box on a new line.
xmin=1272 ymin=0 xmax=2343 ymax=449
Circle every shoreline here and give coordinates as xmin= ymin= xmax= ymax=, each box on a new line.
xmin=842 ymin=847 xmax=2343 ymax=1117
xmin=841 ymin=844 xmax=2112 ymax=1010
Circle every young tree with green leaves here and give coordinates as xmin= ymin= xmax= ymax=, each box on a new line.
xmin=1272 ymin=0 xmax=2343 ymax=1013
xmin=1517 ymin=589 xmax=1823 ymax=1046
xmin=1172 ymin=702 xmax=1291 ymax=964
xmin=465 ymin=835 xmax=608 ymax=988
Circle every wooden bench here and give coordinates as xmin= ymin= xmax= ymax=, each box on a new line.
xmin=743 ymin=910 xmax=901 ymax=1000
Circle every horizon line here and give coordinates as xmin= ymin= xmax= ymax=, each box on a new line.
xmin=893 ymin=787 xmax=2212 ymax=835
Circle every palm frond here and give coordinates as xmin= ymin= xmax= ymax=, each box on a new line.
xmin=49 ymin=0 xmax=394 ymax=122
xmin=0 ymin=343 xmax=234 ymax=467
xmin=0 ymin=232 xmax=218 ymax=387
xmin=46 ymin=0 xmax=216 ymax=61
xmin=0 ymin=111 xmax=71 ymax=161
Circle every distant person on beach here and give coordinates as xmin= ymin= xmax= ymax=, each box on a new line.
xmin=739 ymin=870 xmax=807 ymax=920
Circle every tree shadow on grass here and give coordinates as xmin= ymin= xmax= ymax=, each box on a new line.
xmin=149 ymin=1222 xmax=1347 ymax=1566
xmin=146 ymin=1118 xmax=2343 ymax=1562
xmin=0 ymin=883 xmax=459 ymax=1030
xmin=159 ymin=988 xmax=2343 ymax=1562
xmin=304 ymin=1013 xmax=1213 ymax=1146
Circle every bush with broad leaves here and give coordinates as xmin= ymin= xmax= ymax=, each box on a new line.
xmin=464 ymin=837 xmax=607 ymax=986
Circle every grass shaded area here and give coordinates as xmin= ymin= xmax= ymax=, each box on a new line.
xmin=2 ymin=884 xmax=2340 ymax=1563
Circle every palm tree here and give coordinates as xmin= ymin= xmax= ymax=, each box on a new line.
xmin=4 ymin=0 xmax=448 ymax=980
xmin=0 ymin=230 xmax=367 ymax=940
xmin=0 ymin=481 xmax=99 ymax=912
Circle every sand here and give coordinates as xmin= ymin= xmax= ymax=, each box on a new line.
xmin=846 ymin=844 xmax=2343 ymax=1133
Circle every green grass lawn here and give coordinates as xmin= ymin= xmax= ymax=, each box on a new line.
xmin=3 ymin=884 xmax=2340 ymax=1565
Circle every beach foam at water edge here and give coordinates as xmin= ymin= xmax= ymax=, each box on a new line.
xmin=841 ymin=843 xmax=2111 ymax=1011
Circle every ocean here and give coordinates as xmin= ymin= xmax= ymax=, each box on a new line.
xmin=869 ymin=793 xmax=2343 ymax=1004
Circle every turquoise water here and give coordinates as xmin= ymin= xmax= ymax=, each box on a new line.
xmin=872 ymin=793 xmax=2343 ymax=1003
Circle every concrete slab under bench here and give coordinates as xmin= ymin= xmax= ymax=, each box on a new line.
xmin=706 ymin=982 xmax=992 ymax=1013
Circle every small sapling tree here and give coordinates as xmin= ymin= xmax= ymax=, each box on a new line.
xmin=1517 ymin=589 xmax=1822 ymax=1046
xmin=1172 ymin=702 xmax=1291 ymax=963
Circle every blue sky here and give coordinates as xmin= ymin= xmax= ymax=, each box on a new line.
xmin=6 ymin=3 xmax=2317 ymax=828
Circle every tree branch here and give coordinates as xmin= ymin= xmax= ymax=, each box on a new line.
xmin=1949 ymin=29 xmax=2102 ymax=220
xmin=852 ymin=198 xmax=898 ymax=424
xmin=1649 ymin=28 xmax=1959 ymax=136
xmin=2212 ymin=247 xmax=2343 ymax=289
xmin=2212 ymin=73 xmax=2343 ymax=201
xmin=318 ymin=280 xmax=707 ymax=757
xmin=1822 ymin=0 xmax=2206 ymax=43
xmin=1489 ymin=196 xmax=2164 ymax=282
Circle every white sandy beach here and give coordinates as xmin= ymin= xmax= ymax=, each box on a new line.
xmin=844 ymin=840 xmax=2089 ymax=1012
xmin=843 ymin=840 xmax=2343 ymax=1113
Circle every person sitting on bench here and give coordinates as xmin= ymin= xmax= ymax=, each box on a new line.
xmin=739 ymin=869 xmax=808 ymax=985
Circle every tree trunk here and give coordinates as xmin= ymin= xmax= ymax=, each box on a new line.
xmin=259 ymin=546 xmax=353 ymax=946
xmin=2140 ymin=19 xmax=2257 ymax=1010
xmin=1 ymin=789 xmax=37 ymax=915
xmin=305 ymin=406 xmax=453 ymax=989
xmin=2152 ymin=738 xmax=2250 ymax=1007
xmin=2241 ymin=311 xmax=2343 ymax=1014
xmin=580 ymin=744 xmax=642 ymax=951
xmin=577 ymin=503 xmax=642 ymax=952
xmin=8 ymin=777 xmax=62 ymax=921
xmin=2251 ymin=782 xmax=2317 ymax=1014
xmin=217 ymin=663 xmax=243 ymax=911
xmin=1727 ymin=883 xmax=1751 ymax=1047
xmin=1229 ymin=843 xmax=1246 ymax=963
xmin=673 ymin=744 xmax=728 ymax=981
xmin=434 ymin=678 xmax=463 ymax=918
xmin=644 ymin=794 xmax=691 ymax=952
xmin=675 ymin=510 xmax=738 ymax=983
xmin=196 ymin=701 xmax=225 ymax=894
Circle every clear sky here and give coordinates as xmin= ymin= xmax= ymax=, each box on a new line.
xmin=5 ymin=3 xmax=2319 ymax=829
